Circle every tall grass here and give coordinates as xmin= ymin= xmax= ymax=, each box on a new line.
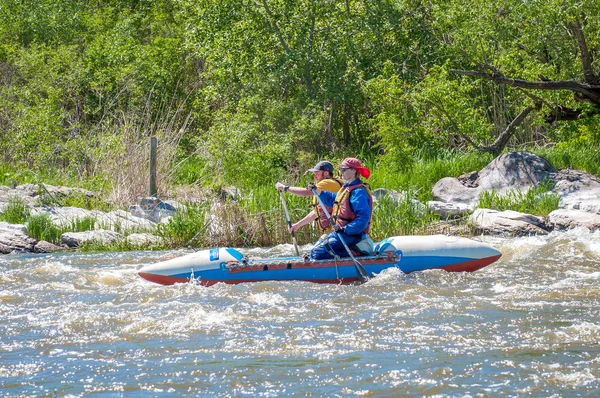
xmin=477 ymin=181 xmax=560 ymax=216
xmin=366 ymin=149 xmax=493 ymax=202
xmin=26 ymin=214 xmax=102 ymax=244
xmin=238 ymin=185 xmax=315 ymax=244
xmin=371 ymin=193 xmax=440 ymax=239
xmin=99 ymin=93 xmax=192 ymax=207
xmin=157 ymin=202 xmax=210 ymax=248
xmin=534 ymin=144 xmax=600 ymax=176
xmin=0 ymin=197 xmax=30 ymax=224
xmin=26 ymin=214 xmax=63 ymax=243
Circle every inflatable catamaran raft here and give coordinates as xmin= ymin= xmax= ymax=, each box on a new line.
xmin=138 ymin=235 xmax=502 ymax=286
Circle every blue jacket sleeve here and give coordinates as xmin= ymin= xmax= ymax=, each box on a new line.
xmin=316 ymin=190 xmax=336 ymax=208
xmin=344 ymin=187 xmax=372 ymax=235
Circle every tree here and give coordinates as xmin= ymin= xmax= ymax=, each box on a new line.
xmin=367 ymin=0 xmax=600 ymax=161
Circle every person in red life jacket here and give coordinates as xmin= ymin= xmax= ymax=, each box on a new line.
xmin=308 ymin=157 xmax=374 ymax=260
xmin=275 ymin=161 xmax=343 ymax=236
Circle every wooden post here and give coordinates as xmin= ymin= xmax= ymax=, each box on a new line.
xmin=149 ymin=137 xmax=157 ymax=197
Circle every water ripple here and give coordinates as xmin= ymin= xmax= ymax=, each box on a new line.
xmin=1 ymin=232 xmax=599 ymax=395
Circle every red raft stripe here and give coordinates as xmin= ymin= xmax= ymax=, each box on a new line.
xmin=138 ymin=272 xmax=189 ymax=286
xmin=138 ymin=272 xmax=361 ymax=286
xmin=436 ymin=254 xmax=502 ymax=273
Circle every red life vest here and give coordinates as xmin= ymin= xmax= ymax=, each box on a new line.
xmin=313 ymin=177 xmax=343 ymax=233
xmin=332 ymin=183 xmax=373 ymax=234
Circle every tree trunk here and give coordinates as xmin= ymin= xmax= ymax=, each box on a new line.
xmin=479 ymin=105 xmax=536 ymax=156
xmin=343 ymin=103 xmax=350 ymax=146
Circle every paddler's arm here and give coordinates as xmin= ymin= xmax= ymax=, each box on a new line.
xmin=290 ymin=212 xmax=318 ymax=233
xmin=307 ymin=182 xmax=336 ymax=207
xmin=275 ymin=182 xmax=312 ymax=197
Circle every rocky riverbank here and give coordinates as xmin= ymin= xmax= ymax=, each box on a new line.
xmin=2 ymin=151 xmax=600 ymax=254
xmin=430 ymin=152 xmax=600 ymax=234
xmin=0 ymin=186 xmax=176 ymax=254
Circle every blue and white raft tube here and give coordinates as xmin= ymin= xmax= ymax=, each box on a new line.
xmin=138 ymin=235 xmax=502 ymax=286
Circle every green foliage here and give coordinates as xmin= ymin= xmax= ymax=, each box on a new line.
xmin=368 ymin=150 xmax=493 ymax=202
xmin=156 ymin=202 xmax=209 ymax=248
xmin=26 ymin=213 xmax=101 ymax=244
xmin=477 ymin=181 xmax=560 ymax=217
xmin=534 ymin=139 xmax=600 ymax=177
xmin=78 ymin=237 xmax=165 ymax=252
xmin=170 ymin=154 xmax=209 ymax=185
xmin=36 ymin=191 xmax=112 ymax=212
xmin=372 ymin=192 xmax=439 ymax=238
xmin=0 ymin=0 xmax=599 ymax=244
xmin=0 ymin=197 xmax=30 ymax=224
xmin=26 ymin=214 xmax=63 ymax=243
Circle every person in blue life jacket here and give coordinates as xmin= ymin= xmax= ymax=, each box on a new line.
xmin=307 ymin=157 xmax=374 ymax=260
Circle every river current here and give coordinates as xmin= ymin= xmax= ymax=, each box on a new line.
xmin=1 ymin=228 xmax=599 ymax=397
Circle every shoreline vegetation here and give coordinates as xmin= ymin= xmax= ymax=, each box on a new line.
xmin=1 ymin=1 xmax=599 ymax=252
xmin=1 ymin=146 xmax=593 ymax=254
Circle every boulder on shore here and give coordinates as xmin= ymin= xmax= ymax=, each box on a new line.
xmin=470 ymin=209 xmax=551 ymax=236
xmin=34 ymin=240 xmax=66 ymax=253
xmin=432 ymin=152 xmax=556 ymax=208
xmin=0 ymin=222 xmax=37 ymax=253
xmin=62 ymin=230 xmax=124 ymax=248
xmin=548 ymin=209 xmax=600 ymax=231
xmin=430 ymin=151 xmax=600 ymax=233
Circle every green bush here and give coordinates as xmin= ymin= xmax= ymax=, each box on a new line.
xmin=157 ymin=202 xmax=210 ymax=248
xmin=26 ymin=214 xmax=63 ymax=244
xmin=0 ymin=197 xmax=30 ymax=224
xmin=372 ymin=191 xmax=439 ymax=238
xmin=477 ymin=181 xmax=560 ymax=217
xmin=36 ymin=190 xmax=112 ymax=212
xmin=26 ymin=213 xmax=100 ymax=244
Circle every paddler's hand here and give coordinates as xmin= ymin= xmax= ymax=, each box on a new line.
xmin=290 ymin=223 xmax=300 ymax=233
xmin=275 ymin=182 xmax=287 ymax=192
xmin=333 ymin=224 xmax=344 ymax=233
xmin=306 ymin=182 xmax=316 ymax=191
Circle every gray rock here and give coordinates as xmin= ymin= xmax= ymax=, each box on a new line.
xmin=477 ymin=151 xmax=555 ymax=191
xmin=34 ymin=240 xmax=66 ymax=253
xmin=470 ymin=209 xmax=550 ymax=236
xmin=61 ymin=230 xmax=123 ymax=248
xmin=433 ymin=152 xmax=556 ymax=208
xmin=30 ymin=206 xmax=97 ymax=227
xmin=100 ymin=210 xmax=156 ymax=232
xmin=30 ymin=206 xmax=155 ymax=233
xmin=552 ymin=169 xmax=600 ymax=195
xmin=372 ymin=188 xmax=427 ymax=217
xmin=430 ymin=151 xmax=600 ymax=232
xmin=0 ymin=183 xmax=98 ymax=208
xmin=129 ymin=197 xmax=177 ymax=223
xmin=0 ymin=221 xmax=37 ymax=253
xmin=428 ymin=201 xmax=474 ymax=219
xmin=126 ymin=233 xmax=163 ymax=247
xmin=371 ymin=188 xmax=391 ymax=201
xmin=11 ymin=184 xmax=39 ymax=197
xmin=220 ymin=186 xmax=240 ymax=201
xmin=432 ymin=177 xmax=481 ymax=205
xmin=558 ymin=188 xmax=600 ymax=215
xmin=548 ymin=209 xmax=600 ymax=231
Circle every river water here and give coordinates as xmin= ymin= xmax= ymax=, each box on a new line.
xmin=1 ymin=229 xmax=599 ymax=397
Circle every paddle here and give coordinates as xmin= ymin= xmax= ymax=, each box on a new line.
xmin=310 ymin=187 xmax=369 ymax=283
xmin=279 ymin=190 xmax=300 ymax=256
